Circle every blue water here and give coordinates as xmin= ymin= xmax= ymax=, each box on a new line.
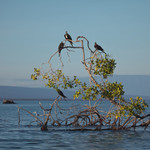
xmin=0 ymin=100 xmax=150 ymax=150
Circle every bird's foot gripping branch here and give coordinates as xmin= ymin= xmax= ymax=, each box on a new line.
xmin=20 ymin=32 xmax=149 ymax=131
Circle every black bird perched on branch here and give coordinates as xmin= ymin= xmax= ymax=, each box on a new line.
xmin=56 ymin=88 xmax=67 ymax=99
xmin=64 ymin=31 xmax=73 ymax=46
xmin=58 ymin=42 xmax=64 ymax=56
xmin=94 ymin=42 xmax=106 ymax=54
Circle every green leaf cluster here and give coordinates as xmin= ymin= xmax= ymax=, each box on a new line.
xmin=93 ymin=54 xmax=116 ymax=79
xmin=31 ymin=68 xmax=40 ymax=80
xmin=74 ymin=84 xmax=100 ymax=100
xmin=43 ymin=70 xmax=82 ymax=89
xmin=114 ymin=97 xmax=148 ymax=118
xmin=101 ymin=81 xmax=124 ymax=101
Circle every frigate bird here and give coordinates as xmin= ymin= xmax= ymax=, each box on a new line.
xmin=94 ymin=42 xmax=106 ymax=54
xmin=58 ymin=42 xmax=64 ymax=56
xmin=64 ymin=31 xmax=73 ymax=46
xmin=56 ymin=88 xmax=67 ymax=99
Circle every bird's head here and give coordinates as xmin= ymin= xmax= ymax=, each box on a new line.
xmin=65 ymin=31 xmax=68 ymax=34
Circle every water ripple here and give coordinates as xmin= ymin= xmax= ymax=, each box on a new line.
xmin=0 ymin=101 xmax=150 ymax=150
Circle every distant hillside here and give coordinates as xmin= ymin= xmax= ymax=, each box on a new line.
xmin=0 ymin=75 xmax=150 ymax=100
xmin=0 ymin=86 xmax=74 ymax=100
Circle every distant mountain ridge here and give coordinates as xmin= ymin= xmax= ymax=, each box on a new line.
xmin=0 ymin=85 xmax=150 ymax=101
xmin=0 ymin=86 xmax=60 ymax=100
xmin=0 ymin=75 xmax=150 ymax=100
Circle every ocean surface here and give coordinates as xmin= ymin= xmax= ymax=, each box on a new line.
xmin=0 ymin=100 xmax=150 ymax=150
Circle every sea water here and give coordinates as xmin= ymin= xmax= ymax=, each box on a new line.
xmin=0 ymin=100 xmax=150 ymax=150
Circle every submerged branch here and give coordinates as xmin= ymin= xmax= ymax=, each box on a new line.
xmin=17 ymin=106 xmax=43 ymax=125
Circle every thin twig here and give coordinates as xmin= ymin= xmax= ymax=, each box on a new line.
xmin=17 ymin=107 xmax=43 ymax=124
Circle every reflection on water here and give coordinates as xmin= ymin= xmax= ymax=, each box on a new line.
xmin=0 ymin=100 xmax=150 ymax=150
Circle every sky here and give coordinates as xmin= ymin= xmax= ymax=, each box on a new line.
xmin=0 ymin=0 xmax=150 ymax=87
